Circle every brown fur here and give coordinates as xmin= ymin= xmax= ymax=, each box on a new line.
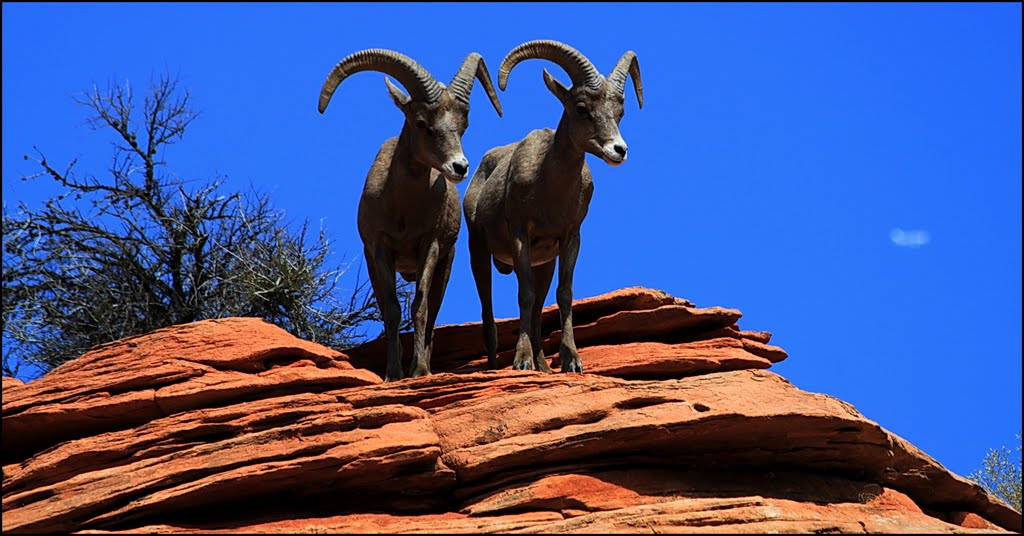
xmin=464 ymin=44 xmax=642 ymax=373
xmin=322 ymin=51 xmax=501 ymax=381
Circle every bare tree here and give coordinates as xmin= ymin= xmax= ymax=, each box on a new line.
xmin=1 ymin=73 xmax=412 ymax=378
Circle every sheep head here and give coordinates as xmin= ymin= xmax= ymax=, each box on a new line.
xmin=499 ymin=40 xmax=643 ymax=166
xmin=319 ymin=48 xmax=502 ymax=183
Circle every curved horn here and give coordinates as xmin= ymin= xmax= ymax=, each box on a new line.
xmin=318 ymin=48 xmax=443 ymax=114
xmin=448 ymin=52 xmax=503 ymax=117
xmin=498 ymin=40 xmax=602 ymax=92
xmin=608 ymin=51 xmax=643 ymax=109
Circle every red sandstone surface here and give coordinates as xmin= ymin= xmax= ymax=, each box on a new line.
xmin=2 ymin=287 xmax=1020 ymax=534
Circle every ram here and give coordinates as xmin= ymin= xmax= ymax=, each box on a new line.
xmin=319 ymin=48 xmax=502 ymax=381
xmin=463 ymin=40 xmax=642 ymax=373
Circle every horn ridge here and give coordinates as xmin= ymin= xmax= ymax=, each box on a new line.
xmin=608 ymin=50 xmax=643 ymax=108
xmin=448 ymin=52 xmax=504 ymax=117
xmin=318 ymin=48 xmax=442 ymax=113
xmin=498 ymin=40 xmax=602 ymax=92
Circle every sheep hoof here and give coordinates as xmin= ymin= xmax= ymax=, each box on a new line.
xmin=512 ymin=350 xmax=535 ymax=370
xmin=560 ymin=347 xmax=583 ymax=374
xmin=512 ymin=340 xmax=535 ymax=370
xmin=512 ymin=359 xmax=534 ymax=371
xmin=562 ymin=361 xmax=583 ymax=374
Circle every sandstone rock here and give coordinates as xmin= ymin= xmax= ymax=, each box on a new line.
xmin=72 ymin=470 xmax=1012 ymax=534
xmin=568 ymin=338 xmax=782 ymax=377
xmin=447 ymin=324 xmax=786 ymax=379
xmin=5 ymin=393 xmax=333 ymax=494
xmin=347 ymin=287 xmax=762 ymax=379
xmin=478 ymin=304 xmax=749 ymax=366
xmin=946 ymin=512 xmax=1007 ymax=531
xmin=330 ymin=370 xmax=1020 ymax=532
xmin=462 ymin=468 xmax=1012 ymax=533
xmin=68 ymin=482 xmax=1013 ymax=534
xmin=3 ymin=394 xmax=450 ymax=533
xmin=77 ymin=512 xmax=566 ymax=534
xmin=2 ymin=288 xmax=1019 ymax=535
xmin=735 ymin=329 xmax=773 ymax=343
xmin=461 ymin=469 xmax=896 ymax=516
xmin=552 ymin=303 xmax=744 ymax=348
xmin=3 ymin=377 xmax=23 ymax=390
xmin=2 ymin=318 xmax=379 ymax=463
xmin=345 ymin=287 xmax=692 ymax=371
xmin=510 ymin=492 xmax=1005 ymax=534
xmin=452 ymin=339 xmax=773 ymax=379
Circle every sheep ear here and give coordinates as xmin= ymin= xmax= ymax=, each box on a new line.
xmin=542 ymin=69 xmax=570 ymax=103
xmin=385 ymin=77 xmax=411 ymax=109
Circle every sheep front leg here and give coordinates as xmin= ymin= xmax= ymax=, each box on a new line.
xmin=511 ymin=229 xmax=536 ymax=371
xmin=469 ymin=231 xmax=498 ymax=368
xmin=409 ymin=240 xmax=440 ymax=378
xmin=366 ymin=244 xmax=403 ymax=382
xmin=557 ymin=230 xmax=582 ymax=373
xmin=421 ymin=245 xmax=454 ymax=376
xmin=531 ymin=261 xmax=556 ymax=373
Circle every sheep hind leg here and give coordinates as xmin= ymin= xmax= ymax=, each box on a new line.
xmin=409 ymin=240 xmax=440 ymax=378
xmin=366 ymin=245 xmax=403 ymax=382
xmin=557 ymin=231 xmax=583 ymax=374
xmin=469 ymin=231 xmax=498 ymax=369
xmin=511 ymin=230 xmax=535 ymax=371
xmin=530 ymin=260 xmax=556 ymax=373
xmin=418 ymin=246 xmax=453 ymax=376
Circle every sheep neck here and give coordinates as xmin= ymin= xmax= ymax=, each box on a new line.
xmin=392 ymin=125 xmax=434 ymax=185
xmin=544 ymin=112 xmax=586 ymax=181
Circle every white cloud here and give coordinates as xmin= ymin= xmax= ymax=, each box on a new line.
xmin=890 ymin=228 xmax=930 ymax=248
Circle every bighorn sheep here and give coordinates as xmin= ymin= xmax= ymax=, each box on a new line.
xmin=463 ymin=40 xmax=642 ymax=373
xmin=319 ymin=49 xmax=502 ymax=381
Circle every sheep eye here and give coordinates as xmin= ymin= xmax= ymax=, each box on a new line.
xmin=575 ymin=103 xmax=589 ymax=117
xmin=415 ymin=119 xmax=427 ymax=129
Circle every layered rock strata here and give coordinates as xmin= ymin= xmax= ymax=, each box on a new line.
xmin=2 ymin=288 xmax=1018 ymax=534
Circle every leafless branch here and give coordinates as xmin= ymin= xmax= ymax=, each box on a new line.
xmin=2 ymin=74 xmax=413 ymax=379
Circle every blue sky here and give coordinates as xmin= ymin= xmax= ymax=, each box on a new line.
xmin=3 ymin=3 xmax=1021 ymax=481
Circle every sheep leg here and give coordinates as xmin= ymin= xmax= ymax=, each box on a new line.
xmin=469 ymin=230 xmax=498 ymax=369
xmin=511 ymin=229 xmax=536 ymax=370
xmin=421 ymin=245 xmax=454 ymax=376
xmin=557 ymin=230 xmax=583 ymax=373
xmin=531 ymin=260 xmax=556 ymax=373
xmin=409 ymin=240 xmax=440 ymax=378
xmin=366 ymin=244 xmax=403 ymax=382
